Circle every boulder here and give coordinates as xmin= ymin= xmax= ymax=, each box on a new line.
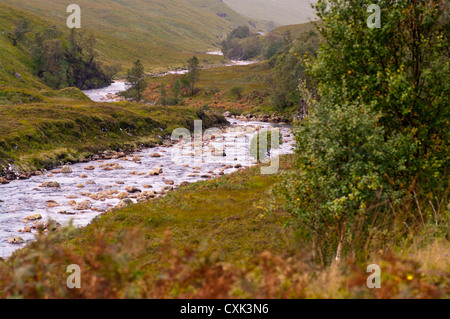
xmin=117 ymin=199 xmax=133 ymax=209
xmin=58 ymin=211 xmax=77 ymax=215
xmin=161 ymin=186 xmax=173 ymax=193
xmin=39 ymin=181 xmax=60 ymax=188
xmin=125 ymin=187 xmax=142 ymax=194
xmin=149 ymin=167 xmax=163 ymax=176
xmin=74 ymin=200 xmax=91 ymax=210
xmin=61 ymin=166 xmax=73 ymax=173
xmin=150 ymin=153 xmax=162 ymax=158
xmin=8 ymin=237 xmax=25 ymax=244
xmin=25 ymin=214 xmax=42 ymax=221
xmin=117 ymin=192 xmax=129 ymax=200
xmin=33 ymin=220 xmax=62 ymax=232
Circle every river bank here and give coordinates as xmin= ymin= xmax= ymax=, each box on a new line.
xmin=0 ymin=102 xmax=227 ymax=181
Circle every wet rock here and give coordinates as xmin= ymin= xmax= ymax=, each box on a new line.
xmin=117 ymin=199 xmax=133 ymax=209
xmin=234 ymin=164 xmax=242 ymax=169
xmin=33 ymin=220 xmax=61 ymax=232
xmin=112 ymin=164 xmax=124 ymax=170
xmin=68 ymin=200 xmax=77 ymax=206
xmin=201 ymin=175 xmax=211 ymax=179
xmin=150 ymin=153 xmax=162 ymax=158
xmin=149 ymin=167 xmax=163 ymax=176
xmin=125 ymin=186 xmax=142 ymax=193
xmin=116 ymin=181 xmax=125 ymax=185
xmin=58 ymin=211 xmax=77 ymax=215
xmin=164 ymin=180 xmax=175 ymax=185
xmin=23 ymin=226 xmax=32 ymax=233
xmin=143 ymin=185 xmax=153 ymax=189
xmin=74 ymin=200 xmax=91 ymax=210
xmin=46 ymin=201 xmax=60 ymax=208
xmin=79 ymin=174 xmax=88 ymax=178
xmin=103 ymin=167 xmax=114 ymax=171
xmin=8 ymin=237 xmax=25 ymax=244
xmin=179 ymin=181 xmax=190 ymax=188
xmin=39 ymin=181 xmax=60 ymax=188
xmin=77 ymin=184 xmax=85 ymax=188
xmin=161 ymin=186 xmax=173 ymax=193
xmin=84 ymin=166 xmax=95 ymax=170
xmin=25 ymin=214 xmax=42 ymax=221
xmin=117 ymin=192 xmax=129 ymax=200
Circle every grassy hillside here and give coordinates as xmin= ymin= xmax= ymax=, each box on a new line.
xmin=0 ymin=6 xmax=50 ymax=90
xmin=1 ymin=0 xmax=264 ymax=72
xmin=271 ymin=22 xmax=319 ymax=38
xmin=224 ymin=0 xmax=317 ymax=26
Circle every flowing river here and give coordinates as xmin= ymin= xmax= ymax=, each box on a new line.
xmin=0 ymin=64 xmax=294 ymax=259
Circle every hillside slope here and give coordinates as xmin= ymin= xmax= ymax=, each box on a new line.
xmin=0 ymin=6 xmax=49 ymax=90
xmin=224 ymin=0 xmax=317 ymax=26
xmin=1 ymin=0 xmax=263 ymax=71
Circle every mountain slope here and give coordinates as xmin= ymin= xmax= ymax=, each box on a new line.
xmin=1 ymin=0 xmax=263 ymax=71
xmin=0 ymin=6 xmax=50 ymax=90
xmin=224 ymin=0 xmax=317 ymax=26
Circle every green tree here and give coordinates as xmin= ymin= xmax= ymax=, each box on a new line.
xmin=8 ymin=19 xmax=31 ymax=46
xmin=187 ymin=56 xmax=200 ymax=96
xmin=311 ymin=0 xmax=449 ymax=185
xmin=123 ymin=60 xmax=146 ymax=102
xmin=279 ymin=0 xmax=449 ymax=264
xmin=230 ymin=86 xmax=244 ymax=99
xmin=172 ymin=79 xmax=181 ymax=104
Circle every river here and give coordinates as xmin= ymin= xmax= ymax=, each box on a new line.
xmin=0 ymin=59 xmax=293 ymax=259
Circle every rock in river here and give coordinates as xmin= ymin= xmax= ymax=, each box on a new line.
xmin=117 ymin=199 xmax=133 ymax=209
xmin=61 ymin=165 xmax=73 ymax=174
xmin=8 ymin=237 xmax=25 ymax=244
xmin=39 ymin=181 xmax=60 ymax=188
xmin=25 ymin=214 xmax=42 ymax=221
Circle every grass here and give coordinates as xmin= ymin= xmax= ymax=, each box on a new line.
xmin=144 ymin=62 xmax=290 ymax=116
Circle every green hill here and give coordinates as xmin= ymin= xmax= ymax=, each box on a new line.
xmin=1 ymin=0 xmax=264 ymax=72
xmin=224 ymin=0 xmax=317 ymax=26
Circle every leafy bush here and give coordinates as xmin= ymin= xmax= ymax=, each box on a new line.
xmin=230 ymin=86 xmax=244 ymax=99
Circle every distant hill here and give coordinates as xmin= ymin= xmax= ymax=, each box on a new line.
xmin=0 ymin=0 xmax=264 ymax=71
xmin=224 ymin=0 xmax=317 ymax=26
